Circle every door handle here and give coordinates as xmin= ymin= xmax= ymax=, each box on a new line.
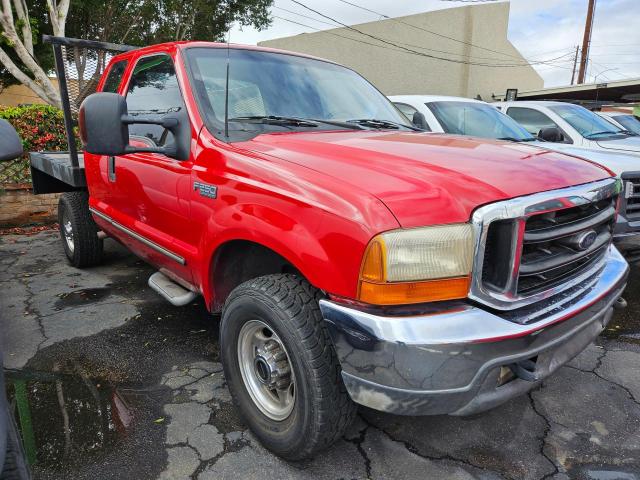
xmin=108 ymin=156 xmax=116 ymax=182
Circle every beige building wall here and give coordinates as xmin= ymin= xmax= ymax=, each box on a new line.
xmin=0 ymin=79 xmax=59 ymax=107
xmin=259 ymin=2 xmax=543 ymax=101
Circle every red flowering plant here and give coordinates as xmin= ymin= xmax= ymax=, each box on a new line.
xmin=0 ymin=104 xmax=80 ymax=187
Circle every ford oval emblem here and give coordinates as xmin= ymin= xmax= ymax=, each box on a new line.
xmin=576 ymin=230 xmax=598 ymax=251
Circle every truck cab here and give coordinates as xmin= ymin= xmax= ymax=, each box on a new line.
xmin=31 ymin=39 xmax=629 ymax=461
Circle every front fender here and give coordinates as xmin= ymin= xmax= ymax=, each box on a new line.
xmin=191 ymin=133 xmax=400 ymax=307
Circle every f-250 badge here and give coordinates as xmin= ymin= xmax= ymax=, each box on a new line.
xmin=193 ymin=181 xmax=218 ymax=199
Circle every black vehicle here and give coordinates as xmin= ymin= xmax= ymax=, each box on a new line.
xmin=0 ymin=118 xmax=31 ymax=480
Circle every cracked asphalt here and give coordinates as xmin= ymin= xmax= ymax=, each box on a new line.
xmin=1 ymin=231 xmax=639 ymax=480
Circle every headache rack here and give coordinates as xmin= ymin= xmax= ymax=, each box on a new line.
xmin=470 ymin=178 xmax=621 ymax=318
xmin=29 ymin=36 xmax=136 ymax=194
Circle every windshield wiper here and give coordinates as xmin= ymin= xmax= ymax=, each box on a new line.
xmin=618 ymin=129 xmax=638 ymax=136
xmin=346 ymin=118 xmax=421 ymax=131
xmin=584 ymin=130 xmax=619 ymax=139
xmin=229 ymin=115 xmax=319 ymax=127
xmin=307 ymin=118 xmax=365 ymax=130
xmin=497 ymin=137 xmax=537 ymax=142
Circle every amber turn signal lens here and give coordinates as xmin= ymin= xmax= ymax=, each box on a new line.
xmin=360 ymin=237 xmax=387 ymax=282
xmin=358 ymin=276 xmax=470 ymax=305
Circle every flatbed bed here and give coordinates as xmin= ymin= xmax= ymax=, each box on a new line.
xmin=27 ymin=35 xmax=134 ymax=195
xmin=30 ymin=152 xmax=85 ymax=193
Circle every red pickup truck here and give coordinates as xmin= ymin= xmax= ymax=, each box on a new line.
xmin=31 ymin=38 xmax=628 ymax=460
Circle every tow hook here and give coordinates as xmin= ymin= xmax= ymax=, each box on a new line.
xmin=614 ymin=296 xmax=627 ymax=310
xmin=508 ymin=359 xmax=540 ymax=382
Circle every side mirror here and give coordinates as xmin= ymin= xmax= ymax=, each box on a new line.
xmin=0 ymin=119 xmax=23 ymax=161
xmin=79 ymin=92 xmax=190 ymax=160
xmin=538 ymin=127 xmax=564 ymax=143
xmin=412 ymin=111 xmax=428 ymax=130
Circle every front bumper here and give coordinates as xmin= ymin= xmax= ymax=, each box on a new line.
xmin=320 ymin=247 xmax=629 ymax=416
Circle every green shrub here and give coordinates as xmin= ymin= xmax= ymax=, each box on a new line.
xmin=0 ymin=104 xmax=77 ymax=185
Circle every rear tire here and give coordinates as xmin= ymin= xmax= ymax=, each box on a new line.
xmin=220 ymin=274 xmax=356 ymax=460
xmin=58 ymin=192 xmax=103 ymax=268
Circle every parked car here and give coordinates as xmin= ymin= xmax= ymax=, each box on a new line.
xmin=390 ymin=95 xmax=640 ymax=255
xmin=597 ymin=111 xmax=640 ymax=136
xmin=498 ymin=100 xmax=640 ymax=155
xmin=0 ymin=119 xmax=31 ymax=480
xmin=31 ymin=39 xmax=629 ymax=460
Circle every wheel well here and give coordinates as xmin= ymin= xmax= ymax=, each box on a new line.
xmin=211 ymin=240 xmax=302 ymax=312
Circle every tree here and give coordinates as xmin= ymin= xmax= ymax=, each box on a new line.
xmin=0 ymin=0 xmax=69 ymax=107
xmin=0 ymin=0 xmax=273 ymax=106
xmin=65 ymin=0 xmax=273 ymax=45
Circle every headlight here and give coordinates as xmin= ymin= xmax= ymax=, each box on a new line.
xmin=358 ymin=224 xmax=474 ymax=305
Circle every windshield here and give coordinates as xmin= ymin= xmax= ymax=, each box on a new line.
xmin=549 ymin=104 xmax=623 ymax=139
xmin=612 ymin=114 xmax=640 ymax=135
xmin=426 ymin=101 xmax=534 ymax=141
xmin=184 ymin=47 xmax=411 ymax=139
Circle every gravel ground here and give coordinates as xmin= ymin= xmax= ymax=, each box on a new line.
xmin=1 ymin=231 xmax=639 ymax=480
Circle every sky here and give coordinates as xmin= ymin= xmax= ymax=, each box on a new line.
xmin=229 ymin=0 xmax=640 ymax=88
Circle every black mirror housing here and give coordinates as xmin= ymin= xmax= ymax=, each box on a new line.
xmin=79 ymin=92 xmax=190 ymax=160
xmin=412 ymin=111 xmax=428 ymax=130
xmin=79 ymin=92 xmax=129 ymax=156
xmin=0 ymin=119 xmax=24 ymax=162
xmin=538 ymin=127 xmax=564 ymax=143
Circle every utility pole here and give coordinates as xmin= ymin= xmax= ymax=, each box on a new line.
xmin=577 ymin=0 xmax=596 ymax=84
xmin=571 ymin=45 xmax=580 ymax=85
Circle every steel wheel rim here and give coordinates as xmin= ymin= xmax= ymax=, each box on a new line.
xmin=237 ymin=319 xmax=295 ymax=421
xmin=62 ymin=211 xmax=74 ymax=253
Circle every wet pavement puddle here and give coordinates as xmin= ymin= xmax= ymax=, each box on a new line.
xmin=54 ymin=287 xmax=113 ymax=310
xmin=4 ymin=368 xmax=159 ymax=472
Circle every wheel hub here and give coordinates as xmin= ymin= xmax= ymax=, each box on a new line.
xmin=238 ymin=320 xmax=296 ymax=421
xmin=253 ymin=340 xmax=292 ymax=390
xmin=62 ymin=211 xmax=74 ymax=253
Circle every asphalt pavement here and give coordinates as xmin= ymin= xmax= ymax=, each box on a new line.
xmin=1 ymin=231 xmax=639 ymax=480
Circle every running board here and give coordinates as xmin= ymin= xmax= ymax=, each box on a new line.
xmin=148 ymin=272 xmax=197 ymax=306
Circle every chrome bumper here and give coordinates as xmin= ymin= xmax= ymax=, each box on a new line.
xmin=320 ymin=247 xmax=629 ymax=416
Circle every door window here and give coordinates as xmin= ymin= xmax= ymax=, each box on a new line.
xmin=506 ymin=107 xmax=558 ymax=136
xmin=102 ymin=60 xmax=129 ymax=93
xmin=126 ymin=54 xmax=185 ymax=146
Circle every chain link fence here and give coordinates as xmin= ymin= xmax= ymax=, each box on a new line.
xmin=0 ymin=158 xmax=31 ymax=186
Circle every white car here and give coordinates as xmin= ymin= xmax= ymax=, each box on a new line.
xmin=597 ymin=111 xmax=640 ymax=136
xmin=389 ymin=95 xmax=640 ymax=249
xmin=497 ymin=100 xmax=640 ymax=156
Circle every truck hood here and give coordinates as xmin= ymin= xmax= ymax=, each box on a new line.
xmin=595 ymin=136 xmax=640 ymax=155
xmin=242 ymin=131 xmax=612 ymax=228
xmin=541 ymin=143 xmax=640 ymax=177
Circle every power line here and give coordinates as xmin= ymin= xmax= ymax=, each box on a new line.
xmin=276 ymin=4 xmax=576 ymax=65
xmin=331 ymin=0 xmax=527 ymax=61
xmin=289 ymin=0 xmax=573 ymax=68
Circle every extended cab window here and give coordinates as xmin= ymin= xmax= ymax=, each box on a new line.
xmin=126 ymin=54 xmax=185 ymax=146
xmin=505 ymin=107 xmax=558 ymax=136
xmin=102 ymin=60 xmax=128 ymax=93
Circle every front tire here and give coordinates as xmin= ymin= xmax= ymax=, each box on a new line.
xmin=58 ymin=192 xmax=103 ymax=268
xmin=220 ymin=274 xmax=356 ymax=460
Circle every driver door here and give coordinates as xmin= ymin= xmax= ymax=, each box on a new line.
xmin=107 ymin=53 xmax=195 ymax=282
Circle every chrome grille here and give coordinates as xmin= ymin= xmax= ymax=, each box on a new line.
xmin=518 ymin=197 xmax=614 ymax=295
xmin=623 ymin=175 xmax=640 ymax=221
xmin=470 ymin=178 xmax=621 ymax=311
